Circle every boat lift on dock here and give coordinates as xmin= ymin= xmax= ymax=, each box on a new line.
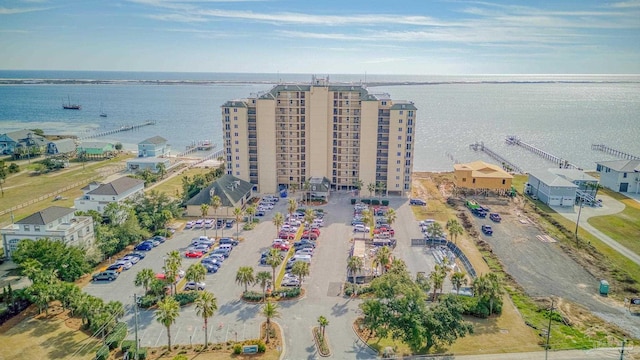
xmin=591 ymin=144 xmax=640 ymax=160
xmin=469 ymin=142 xmax=523 ymax=173
xmin=506 ymin=136 xmax=581 ymax=170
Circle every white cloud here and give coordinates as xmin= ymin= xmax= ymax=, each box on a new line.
xmin=0 ymin=6 xmax=50 ymax=14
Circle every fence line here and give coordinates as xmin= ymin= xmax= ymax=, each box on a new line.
xmin=0 ymin=165 xmax=125 ymax=217
xmin=410 ymin=238 xmax=477 ymax=278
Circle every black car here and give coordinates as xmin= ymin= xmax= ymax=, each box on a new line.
xmin=126 ymin=252 xmax=146 ymax=259
xmin=294 ymin=240 xmax=316 ymax=249
xmin=219 ymin=237 xmax=239 ymax=246
xmin=152 ymin=235 xmax=167 ymax=243
xmin=202 ymin=263 xmax=219 ymax=273
xmin=409 ymin=198 xmax=426 ymax=206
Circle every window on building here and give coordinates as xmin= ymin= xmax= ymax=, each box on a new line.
xmin=407 ymin=127 xmax=413 ymax=134
xmin=235 ymin=148 xmax=239 ymax=153
xmin=236 ymin=163 xmax=240 ymax=168
xmin=623 ymin=173 xmax=627 ymax=178
xmin=502 ymin=179 xmax=506 ymax=184
xmin=398 ymin=136 xmax=402 ymax=140
xmin=399 ymin=119 xmax=403 ymax=123
xmin=398 ymin=127 xmax=402 ymax=132
xmin=397 ymin=152 xmax=401 ymax=156
xmin=236 ymin=156 xmax=240 ymax=160
xmin=234 ymin=108 xmax=237 ymax=112
xmin=462 ymin=178 xmax=466 ymax=182
xmin=224 ymin=108 xmax=230 ymax=114
xmin=234 ymin=116 xmax=238 ymax=121
xmin=397 ymin=160 xmax=401 ymax=165
xmin=381 ymin=101 xmax=387 ymax=106
xmin=234 ymin=124 xmax=238 ymax=129
xmin=472 ymin=179 xmax=476 ymax=184
xmin=398 ymin=144 xmax=402 ymax=148
xmin=234 ymin=132 xmax=239 ymax=137
xmin=236 ymin=171 xmax=240 ymax=176
xmin=399 ymin=110 xmax=403 ymax=115
xmin=235 ymin=140 xmax=239 ymax=145
xmin=34 ymin=225 xmax=40 ymax=232
xmin=24 ymin=225 xmax=30 ymax=231
xmin=396 ymin=176 xmax=400 ymax=180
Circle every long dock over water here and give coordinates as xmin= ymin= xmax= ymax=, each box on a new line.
xmin=469 ymin=142 xmax=523 ymax=173
xmin=591 ymin=144 xmax=640 ymax=160
xmin=506 ymin=136 xmax=581 ymax=170
xmin=80 ymin=120 xmax=156 ymax=140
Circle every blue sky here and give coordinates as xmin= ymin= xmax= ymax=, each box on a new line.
xmin=1 ymin=0 xmax=639 ymax=74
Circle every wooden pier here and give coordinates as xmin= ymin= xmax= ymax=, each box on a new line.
xmin=80 ymin=120 xmax=156 ymax=140
xmin=591 ymin=144 xmax=640 ymax=160
xmin=469 ymin=142 xmax=524 ymax=173
xmin=176 ymin=142 xmax=217 ymax=158
xmin=506 ymin=136 xmax=580 ymax=170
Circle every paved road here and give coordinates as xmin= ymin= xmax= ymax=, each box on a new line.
xmin=551 ymin=194 xmax=640 ymax=266
xmin=453 ymin=347 xmax=632 ymax=359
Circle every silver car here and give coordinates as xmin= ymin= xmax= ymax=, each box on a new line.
xmin=184 ymin=281 xmax=206 ymax=291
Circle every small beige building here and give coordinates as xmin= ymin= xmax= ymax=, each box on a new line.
xmin=454 ymin=161 xmax=513 ymax=194
xmin=185 ymin=174 xmax=254 ymax=218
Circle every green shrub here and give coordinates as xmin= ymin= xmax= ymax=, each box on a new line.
xmin=137 ymin=295 xmax=159 ymax=308
xmin=121 ymin=340 xmax=136 ymax=353
xmin=233 ymin=344 xmax=242 ymax=354
xmin=105 ymin=322 xmax=127 ymax=350
xmin=351 ymin=198 xmax=356 ymax=204
xmin=241 ymin=291 xmax=263 ymax=301
xmin=136 ymin=347 xmax=147 ymax=360
xmin=173 ymin=292 xmax=198 ymax=306
xmin=381 ymin=200 xmax=389 ymax=206
xmin=371 ymin=199 xmax=380 ymax=205
xmin=172 ymin=355 xmax=189 ymax=360
xmin=343 ymin=283 xmax=373 ymax=296
xmin=95 ymin=345 xmax=109 ymax=360
xmin=362 ymin=199 xmax=371 ymax=204
xmin=275 ymin=287 xmax=301 ymax=298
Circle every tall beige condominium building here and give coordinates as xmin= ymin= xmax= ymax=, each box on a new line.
xmin=221 ymin=76 xmax=417 ymax=196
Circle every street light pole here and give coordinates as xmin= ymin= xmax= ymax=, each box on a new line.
xmin=575 ymin=197 xmax=584 ymax=245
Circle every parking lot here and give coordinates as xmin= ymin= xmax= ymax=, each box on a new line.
xmin=83 ymin=191 xmax=444 ymax=357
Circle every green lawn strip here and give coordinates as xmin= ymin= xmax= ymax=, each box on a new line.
xmin=149 ymin=167 xmax=210 ymax=197
xmin=275 ymin=226 xmax=303 ymax=288
xmin=587 ymin=189 xmax=640 ymax=256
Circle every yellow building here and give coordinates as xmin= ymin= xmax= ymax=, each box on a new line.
xmin=453 ymin=161 xmax=513 ymax=193
xmin=221 ymin=76 xmax=417 ymax=196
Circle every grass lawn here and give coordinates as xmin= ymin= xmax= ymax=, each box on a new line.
xmin=149 ymin=167 xmax=211 ymax=198
xmin=587 ymin=188 xmax=640 ymax=256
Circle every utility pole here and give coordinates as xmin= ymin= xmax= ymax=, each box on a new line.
xmin=134 ymin=294 xmax=139 ymax=360
xmin=620 ymin=339 xmax=626 ymax=360
xmin=574 ymin=196 xmax=584 ymax=245
xmin=545 ymin=299 xmax=555 ymax=360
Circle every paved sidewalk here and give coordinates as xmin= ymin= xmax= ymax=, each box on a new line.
xmin=551 ymin=194 xmax=640 ymax=266
xmin=454 ymin=347 xmax=630 ymax=360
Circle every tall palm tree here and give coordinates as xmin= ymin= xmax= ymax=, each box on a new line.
xmin=450 ymin=271 xmax=468 ymax=295
xmin=256 ymin=271 xmax=272 ymax=301
xmin=245 ymin=204 xmax=256 ymax=224
xmin=373 ymin=246 xmax=392 ymax=274
xmin=429 ymin=264 xmax=446 ymax=301
xmin=195 ymin=290 xmax=218 ymax=348
xmin=448 ymin=221 xmax=464 ymax=245
xmin=106 ymin=300 xmax=125 ymax=321
xmin=304 ymin=208 xmax=315 ymax=227
xmin=291 ymin=261 xmax=309 ymax=283
xmin=235 ymin=266 xmax=255 ymax=293
xmin=375 ymin=181 xmax=386 ymax=202
xmin=289 ymin=183 xmax=298 ymax=200
xmin=303 ymin=179 xmax=311 ymax=204
xmin=353 ymin=179 xmax=363 ymax=199
xmin=347 ymin=256 xmax=364 ymax=283
xmin=367 ymin=183 xmax=375 ymax=198
xmin=164 ymin=250 xmax=182 ymax=295
xmin=262 ymin=301 xmax=280 ymax=343
xmin=425 ymin=222 xmax=445 ymax=240
xmin=210 ymin=195 xmax=222 ymax=238
xmin=200 ymin=203 xmax=210 ymax=236
xmin=155 ymin=296 xmax=180 ymax=350
xmin=233 ymin=207 xmax=244 ymax=242
xmin=272 ymin=212 xmax=284 ymax=237
xmin=317 ymin=315 xmax=329 ymax=338
xmin=186 ymin=263 xmax=206 ymax=283
xmin=156 ymin=162 xmax=167 ymax=179
xmin=360 ymin=209 xmax=373 ymax=240
xmin=385 ymin=208 xmax=397 ymax=228
xmin=287 ymin=198 xmax=297 ymax=219
xmin=266 ymin=248 xmax=283 ymax=285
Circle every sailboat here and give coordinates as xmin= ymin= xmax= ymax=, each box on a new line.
xmin=99 ymin=103 xmax=107 ymax=117
xmin=62 ymin=95 xmax=81 ymax=110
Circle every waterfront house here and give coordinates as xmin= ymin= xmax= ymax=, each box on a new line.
xmin=1 ymin=206 xmax=95 ymax=259
xmin=138 ymin=136 xmax=170 ymax=158
xmin=126 ymin=157 xmax=171 ymax=174
xmin=77 ymin=141 xmax=116 ymax=159
xmin=74 ymin=176 xmax=145 ymax=214
xmin=453 ymin=161 xmax=513 ymax=195
xmin=185 ymin=174 xmax=253 ymax=218
xmin=526 ymin=170 xmax=578 ymax=207
xmin=47 ymin=138 xmax=77 ymax=157
xmin=0 ymin=130 xmax=46 ymax=155
xmin=596 ymin=160 xmax=640 ymax=194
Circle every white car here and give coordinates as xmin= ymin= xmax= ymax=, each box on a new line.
xmin=295 ymin=248 xmax=314 ymax=257
xmin=121 ymin=256 xmax=139 ymax=264
xmin=184 ymin=281 xmax=206 ymax=291
xmin=281 ymin=277 xmax=301 ymax=287
xmin=354 ymin=224 xmax=370 ymax=233
xmin=114 ymin=260 xmax=133 ymax=270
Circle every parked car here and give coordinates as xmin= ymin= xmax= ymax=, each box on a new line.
xmin=202 ymin=257 xmax=224 ymax=266
xmin=353 ymin=224 xmax=370 ymax=233
xmin=113 ymin=260 xmax=133 ymax=270
xmin=294 ymin=239 xmax=316 ymax=249
xmin=295 ymin=248 xmax=314 ymax=257
xmin=409 ymin=198 xmax=426 ymax=206
xmin=185 ymin=221 xmax=195 ymax=229
xmin=106 ymin=264 xmax=124 ymax=273
xmin=256 ymin=211 xmax=266 ymax=217
xmin=481 ymin=224 xmax=493 ymax=235
xmin=92 ymin=270 xmax=119 ymax=281
xmin=279 ymin=231 xmax=296 ymax=240
xmin=489 ymin=213 xmax=502 ymax=222
xmin=185 ymin=250 xmax=204 ymax=258
xmin=281 ymin=277 xmax=301 ymax=287
xmin=273 ymin=242 xmax=290 ymax=251
xmin=225 ymin=219 xmax=235 ymax=228
xmin=121 ymin=255 xmax=140 ymax=264
xmin=152 ymin=235 xmax=166 ymax=243
xmin=209 ymin=250 xmax=229 ymax=259
xmin=219 ymin=237 xmax=239 ymax=246
xmin=202 ymin=263 xmax=219 ymax=273
xmin=189 ymin=244 xmax=211 ymax=253
xmin=126 ymin=252 xmax=146 ymax=259
xmin=135 ymin=242 xmax=153 ymax=251
xmin=184 ymin=281 xmax=206 ymax=291
xmin=301 ymin=232 xmax=318 ymax=240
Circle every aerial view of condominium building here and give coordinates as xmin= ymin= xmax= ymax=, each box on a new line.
xmin=221 ymin=76 xmax=417 ymax=196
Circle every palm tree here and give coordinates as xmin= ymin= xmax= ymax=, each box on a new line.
xmin=106 ymin=300 xmax=125 ymax=321
xmin=373 ymin=246 xmax=392 ymax=274
xmin=262 ymin=301 xmax=280 ymax=343
xmin=210 ymin=195 xmax=222 ymax=238
xmin=375 ymin=181 xmax=386 ymax=202
xmin=164 ymin=250 xmax=182 ymax=295
xmin=256 ymin=271 xmax=272 ymax=301
xmin=385 ymin=208 xmax=397 ymax=228
xmin=233 ymin=207 xmax=244 ymax=242
xmin=317 ymin=315 xmax=329 ymax=338
xmin=304 ymin=208 xmax=315 ymax=227
xmin=450 ymin=271 xmax=468 ymax=295
xmin=353 ymin=179 xmax=363 ymax=199
xmin=156 ymin=162 xmax=167 ymax=179
xmin=272 ymin=212 xmax=285 ymax=237
xmin=448 ymin=221 xmax=464 ymax=245
xmin=287 ymin=198 xmax=297 ymax=219
xmin=291 ymin=261 xmax=309 ymax=284
xmin=360 ymin=209 xmax=373 ymax=240
xmin=303 ymin=179 xmax=311 ymax=204
xmin=245 ymin=204 xmax=256 ymax=224
xmin=289 ymin=183 xmax=298 ymax=200
xmin=195 ymin=290 xmax=218 ymax=348
xmin=266 ymin=248 xmax=283 ymax=285
xmin=428 ymin=265 xmax=446 ymax=301
xmin=347 ymin=256 xmax=364 ymax=283
xmin=155 ymin=296 xmax=180 ymax=350
xmin=235 ymin=266 xmax=255 ymax=293
xmin=186 ymin=263 xmax=206 ymax=283
xmin=425 ymin=222 xmax=445 ymax=240
xmin=367 ymin=183 xmax=375 ymax=198
xmin=476 ymin=273 xmax=502 ymax=316
xmin=200 ymin=203 xmax=210 ymax=236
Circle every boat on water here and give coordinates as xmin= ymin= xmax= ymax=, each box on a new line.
xmin=62 ymin=95 xmax=81 ymax=110
xmin=99 ymin=103 xmax=107 ymax=117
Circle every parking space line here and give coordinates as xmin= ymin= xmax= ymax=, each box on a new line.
xmin=174 ymin=325 xmax=182 ymax=344
xmin=154 ymin=329 xmax=164 ymax=347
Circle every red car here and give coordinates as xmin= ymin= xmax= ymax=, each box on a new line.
xmin=305 ymin=228 xmax=321 ymax=236
xmin=185 ymin=250 xmax=204 ymax=258
xmin=279 ymin=231 xmax=296 ymax=240
xmin=301 ymin=232 xmax=318 ymax=240
xmin=272 ymin=243 xmax=290 ymax=251
xmin=374 ymin=227 xmax=395 ymax=236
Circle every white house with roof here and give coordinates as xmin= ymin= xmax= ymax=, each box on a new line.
xmin=138 ymin=136 xmax=170 ymax=158
xmin=596 ymin=160 xmax=640 ymax=194
xmin=1 ymin=206 xmax=95 ymax=259
xmin=74 ymin=176 xmax=146 ymax=213
xmin=526 ymin=170 xmax=578 ymax=207
xmin=126 ymin=157 xmax=171 ymax=174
